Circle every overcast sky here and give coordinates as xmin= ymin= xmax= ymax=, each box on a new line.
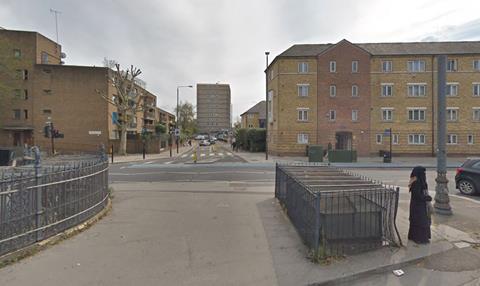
xmin=1 ymin=0 xmax=480 ymax=121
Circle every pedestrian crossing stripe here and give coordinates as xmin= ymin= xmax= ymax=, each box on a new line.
xmin=227 ymin=152 xmax=232 ymax=156
xmin=219 ymin=153 xmax=223 ymax=156
xmin=181 ymin=154 xmax=187 ymax=158
xmin=200 ymin=153 xmax=206 ymax=157
xmin=190 ymin=154 xmax=194 ymax=157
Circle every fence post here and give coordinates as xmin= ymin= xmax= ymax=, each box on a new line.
xmin=393 ymin=187 xmax=403 ymax=246
xmin=314 ymin=193 xmax=320 ymax=253
xmin=33 ymin=146 xmax=43 ymax=241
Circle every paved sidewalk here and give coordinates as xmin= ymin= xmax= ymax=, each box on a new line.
xmin=110 ymin=146 xmax=193 ymax=164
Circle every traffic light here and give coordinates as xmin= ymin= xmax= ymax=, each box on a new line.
xmin=169 ymin=125 xmax=174 ymax=134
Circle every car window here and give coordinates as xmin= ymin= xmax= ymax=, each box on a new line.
xmin=472 ymin=161 xmax=480 ymax=169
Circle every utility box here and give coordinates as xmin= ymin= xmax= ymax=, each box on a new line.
xmin=308 ymin=145 xmax=323 ymax=162
xmin=328 ymin=150 xmax=357 ymax=162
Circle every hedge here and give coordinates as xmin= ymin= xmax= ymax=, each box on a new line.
xmin=235 ymin=128 xmax=265 ymax=152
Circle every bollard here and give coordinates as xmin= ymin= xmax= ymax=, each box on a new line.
xmin=111 ymin=144 xmax=114 ymax=163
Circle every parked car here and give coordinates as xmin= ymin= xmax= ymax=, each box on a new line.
xmin=199 ymin=139 xmax=211 ymax=146
xmin=455 ymin=158 xmax=480 ymax=195
xmin=195 ymin=135 xmax=206 ymax=140
xmin=209 ymin=138 xmax=216 ymax=144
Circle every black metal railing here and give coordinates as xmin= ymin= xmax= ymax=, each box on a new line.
xmin=275 ymin=163 xmax=400 ymax=257
xmin=0 ymin=148 xmax=109 ymax=257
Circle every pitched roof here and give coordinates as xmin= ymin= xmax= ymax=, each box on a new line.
xmin=278 ymin=41 xmax=480 ymax=58
xmin=241 ymin=101 xmax=266 ymax=119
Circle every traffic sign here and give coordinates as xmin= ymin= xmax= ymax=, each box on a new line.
xmin=174 ymin=128 xmax=180 ymax=137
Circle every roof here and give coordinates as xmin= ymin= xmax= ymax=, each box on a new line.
xmin=241 ymin=101 xmax=266 ymax=119
xmin=156 ymin=107 xmax=174 ymax=117
xmin=277 ymin=40 xmax=480 ymax=58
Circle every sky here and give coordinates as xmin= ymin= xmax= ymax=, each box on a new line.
xmin=1 ymin=0 xmax=480 ymax=121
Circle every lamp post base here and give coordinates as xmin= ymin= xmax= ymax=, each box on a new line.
xmin=434 ymin=171 xmax=453 ymax=215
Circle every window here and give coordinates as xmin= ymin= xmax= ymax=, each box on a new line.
xmin=298 ymin=62 xmax=308 ymax=73
xmin=351 ymin=85 xmax=358 ymax=97
xmin=473 ymin=108 xmax=480 ymax=122
xmin=351 ymin=110 xmax=358 ymax=121
xmin=43 ymin=109 xmax=52 ymax=115
xmin=24 ymin=89 xmax=28 ymax=100
xmin=297 ymin=84 xmax=309 ymax=97
xmin=474 ymin=60 xmax=480 ymax=71
xmin=392 ymin=134 xmax=399 ymax=145
xmin=468 ymin=134 xmax=474 ymax=145
xmin=13 ymin=49 xmax=21 ymax=58
xmin=446 ymin=84 xmax=458 ymax=97
xmin=24 ymin=109 xmax=28 ymax=119
xmin=407 ymin=84 xmax=427 ymax=97
xmin=268 ymin=90 xmax=273 ymax=122
xmin=13 ymin=89 xmax=21 ymax=98
xmin=473 ymin=84 xmax=480 ymax=96
xmin=447 ymin=134 xmax=458 ymax=145
xmin=408 ymin=134 xmax=426 ymax=145
xmin=13 ymin=109 xmax=21 ymax=120
xmin=329 ymin=61 xmax=336 ymax=72
xmin=297 ymin=133 xmax=309 ymax=144
xmin=447 ymin=59 xmax=457 ymax=72
xmin=376 ymin=134 xmax=383 ymax=144
xmin=23 ymin=70 xmax=28 ymax=80
xmin=382 ymin=60 xmax=392 ymax=72
xmin=381 ymin=84 xmax=393 ymax=97
xmin=407 ymin=60 xmax=426 ymax=72
xmin=41 ymin=52 xmax=49 ymax=64
xmin=352 ymin=61 xmax=358 ymax=73
xmin=328 ymin=110 xmax=336 ymax=121
xmin=447 ymin=108 xmax=459 ymax=122
xmin=381 ymin=108 xmax=393 ymax=121
xmin=329 ymin=85 xmax=336 ymax=97
xmin=297 ymin=108 xmax=308 ymax=121
xmin=408 ymin=108 xmax=426 ymax=121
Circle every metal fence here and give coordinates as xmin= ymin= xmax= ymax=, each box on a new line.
xmin=275 ymin=163 xmax=401 ymax=257
xmin=0 ymin=147 xmax=109 ymax=257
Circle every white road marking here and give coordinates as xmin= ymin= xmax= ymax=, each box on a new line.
xmin=165 ymin=161 xmax=173 ymax=164
xmin=190 ymin=154 xmax=195 ymax=157
xmin=219 ymin=153 xmax=224 ymax=156
xmin=181 ymin=154 xmax=188 ymax=158
xmin=200 ymin=153 xmax=206 ymax=157
xmin=120 ymin=166 xmax=127 ymax=169
xmin=143 ymin=161 xmax=154 ymax=165
xmin=209 ymin=153 xmax=214 ymax=156
xmin=227 ymin=152 xmax=233 ymax=156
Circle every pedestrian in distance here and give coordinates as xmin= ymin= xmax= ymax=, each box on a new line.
xmin=408 ymin=166 xmax=433 ymax=244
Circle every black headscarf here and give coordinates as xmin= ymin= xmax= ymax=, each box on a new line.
xmin=410 ymin=166 xmax=428 ymax=190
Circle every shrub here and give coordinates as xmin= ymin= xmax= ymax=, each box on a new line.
xmin=235 ymin=128 xmax=265 ymax=152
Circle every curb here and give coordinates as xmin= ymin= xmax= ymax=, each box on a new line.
xmin=0 ymin=198 xmax=112 ymax=268
xmin=311 ymin=241 xmax=454 ymax=286
xmin=110 ymin=147 xmax=193 ymax=165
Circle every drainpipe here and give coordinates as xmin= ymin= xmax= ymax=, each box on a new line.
xmin=431 ymin=56 xmax=435 ymax=157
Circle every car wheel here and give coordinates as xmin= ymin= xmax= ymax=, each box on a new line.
xmin=458 ymin=179 xmax=477 ymax=195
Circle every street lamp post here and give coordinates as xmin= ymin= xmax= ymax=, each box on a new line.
xmin=434 ymin=55 xmax=453 ymax=215
xmin=176 ymin=85 xmax=193 ymax=154
xmin=265 ymin=51 xmax=270 ymax=160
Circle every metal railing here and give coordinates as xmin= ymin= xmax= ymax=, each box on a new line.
xmin=0 ymin=147 xmax=109 ymax=257
xmin=275 ymin=163 xmax=400 ymax=257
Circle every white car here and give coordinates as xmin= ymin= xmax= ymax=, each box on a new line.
xmin=199 ymin=140 xmax=210 ymax=146
xmin=195 ymin=135 xmax=206 ymax=140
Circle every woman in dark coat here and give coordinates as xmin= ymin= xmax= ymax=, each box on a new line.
xmin=408 ymin=166 xmax=432 ymax=244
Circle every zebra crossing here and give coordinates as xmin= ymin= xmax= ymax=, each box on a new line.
xmin=180 ymin=151 xmax=234 ymax=158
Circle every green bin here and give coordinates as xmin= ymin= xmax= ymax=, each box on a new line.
xmin=308 ymin=145 xmax=323 ymax=162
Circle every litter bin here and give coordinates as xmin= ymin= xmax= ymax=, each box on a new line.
xmin=383 ymin=151 xmax=391 ymax=163
xmin=308 ymin=145 xmax=323 ymax=162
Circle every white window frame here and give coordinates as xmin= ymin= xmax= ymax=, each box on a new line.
xmin=381 ymin=108 xmax=394 ymax=121
xmin=408 ymin=134 xmax=426 ymax=145
xmin=298 ymin=62 xmax=309 ymax=73
xmin=352 ymin=85 xmax=358 ymax=97
xmin=381 ymin=83 xmax=393 ymax=97
xmin=376 ymin=134 xmax=383 ymax=144
xmin=330 ymin=85 xmax=336 ymax=97
xmin=351 ymin=110 xmax=358 ymax=121
xmin=407 ymin=107 xmax=427 ymax=121
xmin=297 ymin=108 xmax=309 ymax=121
xmin=297 ymin=84 xmax=309 ymax=97
xmin=467 ymin=134 xmax=474 ymax=145
xmin=473 ymin=108 xmax=480 ymax=122
xmin=447 ymin=134 xmax=458 ymax=145
xmin=297 ymin=133 xmax=309 ymax=144
xmin=329 ymin=61 xmax=336 ymax=72
xmin=446 ymin=107 xmax=459 ymax=122
xmin=473 ymin=60 xmax=480 ymax=71
xmin=382 ymin=60 xmax=392 ymax=72
xmin=407 ymin=84 xmax=427 ymax=97
xmin=447 ymin=59 xmax=458 ymax=72
xmin=392 ymin=134 xmax=399 ymax=145
xmin=268 ymin=90 xmax=273 ymax=122
xmin=352 ymin=60 xmax=358 ymax=73
xmin=446 ymin=83 xmax=459 ymax=97
xmin=328 ymin=110 xmax=336 ymax=121
xmin=473 ymin=83 xmax=480 ymax=97
xmin=407 ymin=60 xmax=426 ymax=72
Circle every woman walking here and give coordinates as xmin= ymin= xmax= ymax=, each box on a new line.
xmin=408 ymin=166 xmax=432 ymax=244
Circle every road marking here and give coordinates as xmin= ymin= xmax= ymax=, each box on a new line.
xmin=209 ymin=153 xmax=214 ymax=156
xmin=165 ymin=161 xmax=173 ymax=164
xmin=200 ymin=153 xmax=206 ymax=157
xmin=181 ymin=154 xmax=188 ymax=158
xmin=219 ymin=153 xmax=224 ymax=156
xmin=142 ymin=161 xmax=154 ymax=165
xmin=227 ymin=152 xmax=233 ymax=156
xmin=190 ymin=154 xmax=194 ymax=157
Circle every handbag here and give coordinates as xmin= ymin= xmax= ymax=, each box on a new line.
xmin=424 ymin=189 xmax=434 ymax=218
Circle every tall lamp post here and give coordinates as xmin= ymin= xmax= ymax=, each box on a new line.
xmin=434 ymin=55 xmax=452 ymax=215
xmin=176 ymin=85 xmax=193 ymax=154
xmin=265 ymin=51 xmax=270 ymax=160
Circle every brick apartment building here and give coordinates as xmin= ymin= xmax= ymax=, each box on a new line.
xmin=196 ymin=83 xmax=231 ymax=134
xmin=266 ymin=39 xmax=480 ymax=156
xmin=0 ymin=29 xmax=168 ymax=153
xmin=240 ymin=101 xmax=266 ymax=128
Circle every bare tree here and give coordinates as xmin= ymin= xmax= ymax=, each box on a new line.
xmin=98 ymin=64 xmax=144 ymax=155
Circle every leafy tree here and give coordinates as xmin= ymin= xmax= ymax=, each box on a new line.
xmin=155 ymin=123 xmax=166 ymax=135
xmin=174 ymin=101 xmax=197 ymax=137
